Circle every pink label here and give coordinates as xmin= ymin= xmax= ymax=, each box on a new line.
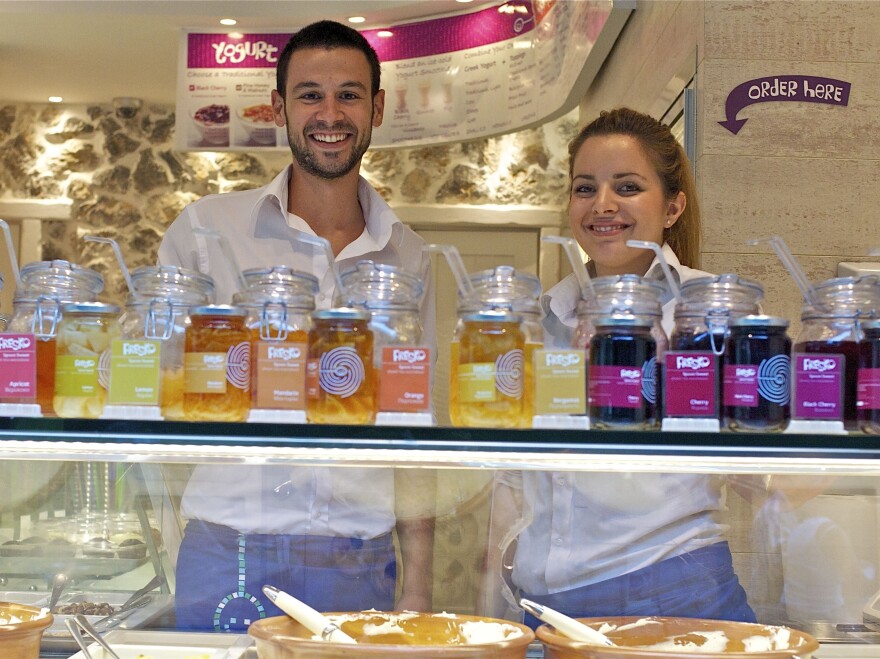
xmin=793 ymin=353 xmax=843 ymax=420
xmin=723 ymin=364 xmax=759 ymax=408
xmin=0 ymin=333 xmax=37 ymax=398
xmin=858 ymin=367 xmax=880 ymax=411
xmin=589 ymin=365 xmax=642 ymax=409
xmin=664 ymin=352 xmax=716 ymax=417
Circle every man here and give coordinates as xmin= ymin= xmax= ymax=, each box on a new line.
xmin=160 ymin=20 xmax=434 ymax=630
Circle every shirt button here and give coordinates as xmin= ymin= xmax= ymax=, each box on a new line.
xmin=554 ymin=537 xmax=563 ymax=546
xmin=318 ymin=294 xmax=326 ymax=301
xmin=557 ymin=476 xmax=566 ymax=486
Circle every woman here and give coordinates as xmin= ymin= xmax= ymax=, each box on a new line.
xmin=483 ymin=108 xmax=757 ymax=627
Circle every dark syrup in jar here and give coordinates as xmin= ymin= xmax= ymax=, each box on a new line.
xmin=794 ymin=340 xmax=860 ymax=430
xmin=858 ymin=324 xmax=880 ymax=434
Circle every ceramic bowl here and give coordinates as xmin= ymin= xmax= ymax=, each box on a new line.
xmin=237 ymin=104 xmax=277 ymax=145
xmin=249 ymin=611 xmax=535 ymax=658
xmin=0 ymin=601 xmax=54 ymax=659
xmin=192 ymin=104 xmax=230 ymax=145
xmin=536 ymin=616 xmax=819 ymax=659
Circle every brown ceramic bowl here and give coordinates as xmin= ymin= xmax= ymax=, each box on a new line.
xmin=249 ymin=611 xmax=535 ymax=658
xmin=537 ymin=616 xmax=819 ymax=659
xmin=0 ymin=601 xmax=54 ymax=659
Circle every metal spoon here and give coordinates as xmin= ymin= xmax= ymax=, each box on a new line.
xmin=48 ymin=573 xmax=67 ymax=612
xmin=120 ymin=573 xmax=166 ymax=610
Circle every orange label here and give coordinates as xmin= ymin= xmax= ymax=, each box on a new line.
xmin=255 ymin=341 xmax=306 ymax=410
xmin=185 ymin=352 xmax=227 ymax=394
xmin=379 ymin=346 xmax=431 ymax=412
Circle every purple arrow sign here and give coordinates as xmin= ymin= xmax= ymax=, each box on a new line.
xmin=719 ymin=75 xmax=851 ymax=135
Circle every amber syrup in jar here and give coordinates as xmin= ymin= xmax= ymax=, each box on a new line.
xmin=306 ymin=308 xmax=376 ymax=425
xmin=723 ymin=315 xmax=791 ymax=432
xmin=858 ymin=320 xmax=880 ymax=434
xmin=588 ymin=315 xmax=658 ymax=430
xmin=450 ymin=310 xmax=526 ymax=428
xmin=184 ymin=305 xmax=250 ymax=422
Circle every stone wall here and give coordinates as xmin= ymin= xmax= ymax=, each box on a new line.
xmin=0 ymin=103 xmax=576 ymax=306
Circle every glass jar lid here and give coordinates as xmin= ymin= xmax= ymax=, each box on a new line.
xmin=802 ymin=274 xmax=880 ymax=320
xmin=593 ymin=314 xmax=654 ymax=328
xmin=17 ymin=259 xmax=104 ymax=301
xmin=731 ymin=314 xmax=790 ymax=328
xmin=675 ymin=274 xmax=764 ymax=318
xmin=312 ymin=307 xmax=370 ymax=321
xmin=242 ymin=266 xmax=319 ymax=296
xmin=129 ymin=265 xmax=215 ymax=305
xmin=577 ymin=274 xmax=665 ymax=318
xmin=461 ymin=310 xmax=523 ymax=324
xmin=60 ymin=301 xmax=121 ymax=315
xmin=461 ymin=265 xmax=542 ymax=310
xmin=339 ymin=260 xmax=423 ymax=309
xmin=189 ymin=304 xmax=247 ymax=317
xmin=232 ymin=288 xmax=315 ymax=312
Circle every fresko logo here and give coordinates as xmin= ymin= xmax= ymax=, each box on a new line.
xmin=392 ymin=349 xmax=427 ymax=364
xmin=736 ymin=367 xmax=757 ymax=378
xmin=803 ymin=358 xmax=837 ymax=372
xmin=75 ymin=359 xmax=96 ymax=369
xmin=203 ymin=355 xmax=225 ymax=365
xmin=123 ymin=342 xmax=157 ymax=357
xmin=0 ymin=336 xmax=32 ymax=351
xmin=268 ymin=346 xmax=302 ymax=361
xmin=546 ymin=352 xmax=581 ymax=367
xmin=676 ymin=356 xmax=711 ymax=370
xmin=620 ymin=368 xmax=641 ymax=380
xmin=212 ymin=40 xmax=279 ymax=65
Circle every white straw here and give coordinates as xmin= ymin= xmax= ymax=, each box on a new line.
xmin=84 ymin=235 xmax=134 ymax=295
xmin=747 ymin=236 xmax=819 ymax=306
xmin=193 ymin=227 xmax=248 ymax=293
xmin=294 ymin=233 xmax=348 ymax=299
xmin=0 ymin=219 xmax=23 ymax=291
xmin=543 ymin=236 xmax=595 ymax=298
xmin=626 ymin=239 xmax=681 ymax=301
xmin=422 ymin=244 xmax=474 ymax=297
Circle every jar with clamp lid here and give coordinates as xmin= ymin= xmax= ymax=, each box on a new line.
xmin=2 ymin=260 xmax=104 ymax=414
xmin=792 ymin=275 xmax=880 ymax=430
xmin=307 ymin=307 xmax=376 ymax=425
xmin=859 ymin=319 xmax=880 ymax=434
xmin=119 ymin=266 xmax=215 ymax=419
xmin=53 ymin=302 xmax=120 ymax=418
xmin=666 ymin=274 xmax=764 ymax=422
xmin=184 ymin=305 xmax=251 ymax=422
xmin=723 ymin=315 xmax=791 ymax=432
xmin=339 ymin=260 xmax=430 ymax=419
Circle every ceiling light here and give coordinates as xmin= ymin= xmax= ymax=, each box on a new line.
xmin=377 ymin=30 xmax=393 ymax=38
xmin=456 ymin=0 xmax=474 ymax=3
xmin=220 ymin=18 xmax=237 ymax=26
xmin=48 ymin=96 xmax=62 ymax=103
xmin=348 ymin=16 xmax=366 ymax=24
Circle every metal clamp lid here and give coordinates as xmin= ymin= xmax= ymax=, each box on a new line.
xmin=188 ymin=304 xmax=247 ymax=317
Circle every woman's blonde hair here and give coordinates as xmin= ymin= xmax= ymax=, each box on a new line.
xmin=568 ymin=107 xmax=702 ymax=269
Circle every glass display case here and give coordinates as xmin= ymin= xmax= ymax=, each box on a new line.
xmin=1 ymin=416 xmax=878 ymax=658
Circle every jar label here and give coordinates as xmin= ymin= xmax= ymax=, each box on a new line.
xmin=723 ymin=363 xmax=758 ymax=408
xmin=858 ymin=367 xmax=880 ymax=411
xmin=379 ymin=345 xmax=431 ymax=412
xmin=589 ymin=365 xmax=643 ymax=409
xmin=459 ymin=362 xmax=497 ymax=402
xmin=255 ymin=341 xmax=306 ymax=409
xmin=226 ymin=342 xmax=251 ymax=391
xmin=793 ymin=353 xmax=843 ymax=420
xmin=495 ymin=349 xmax=524 ymax=399
xmin=55 ymin=354 xmax=99 ymax=396
xmin=665 ymin=352 xmax=716 ymax=416
xmin=108 ymin=339 xmax=161 ymax=405
xmin=535 ymin=349 xmax=586 ymax=415
xmin=0 ymin=333 xmax=37 ymax=398
xmin=318 ymin=346 xmax=365 ymax=398
xmin=185 ymin=352 xmax=227 ymax=394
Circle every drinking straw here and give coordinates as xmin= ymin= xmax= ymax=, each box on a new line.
xmin=293 ymin=233 xmax=348 ymax=299
xmin=542 ymin=235 xmax=595 ymax=299
xmin=747 ymin=236 xmax=819 ymax=306
xmin=84 ymin=235 xmax=134 ymax=295
xmin=0 ymin=219 xmax=23 ymax=291
xmin=192 ymin=227 xmax=248 ymax=293
xmin=626 ymin=239 xmax=682 ymax=302
xmin=422 ymin=244 xmax=474 ymax=298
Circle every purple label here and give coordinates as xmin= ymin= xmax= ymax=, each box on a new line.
xmin=858 ymin=368 xmax=880 ymax=411
xmin=664 ymin=352 xmax=716 ymax=417
xmin=0 ymin=333 xmax=37 ymax=398
xmin=187 ymin=33 xmax=290 ymax=69
xmin=793 ymin=353 xmax=843 ymax=420
xmin=724 ymin=364 xmax=759 ymax=407
xmin=589 ymin=365 xmax=642 ymax=409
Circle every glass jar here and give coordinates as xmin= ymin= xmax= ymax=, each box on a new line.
xmin=234 ymin=287 xmax=314 ymax=412
xmin=588 ymin=314 xmax=658 ymax=430
xmin=242 ymin=266 xmax=319 ymax=298
xmin=120 ymin=266 xmax=215 ymax=419
xmin=53 ymin=302 xmax=120 ymax=418
xmin=858 ymin=319 xmax=880 ymax=434
xmin=457 ymin=266 xmax=542 ymax=426
xmin=666 ymin=274 xmax=764 ymax=421
xmin=339 ymin=260 xmax=430 ymax=416
xmin=184 ymin=305 xmax=251 ymax=422
xmin=723 ymin=315 xmax=791 ymax=432
xmin=450 ymin=310 xmax=526 ymax=428
xmin=3 ymin=260 xmax=104 ymax=414
xmin=792 ymin=275 xmax=880 ymax=430
xmin=307 ymin=308 xmax=376 ymax=425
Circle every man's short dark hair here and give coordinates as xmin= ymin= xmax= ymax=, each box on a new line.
xmin=276 ymin=20 xmax=381 ymax=99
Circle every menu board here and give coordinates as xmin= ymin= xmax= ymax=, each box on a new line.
xmin=175 ymin=0 xmax=632 ymax=152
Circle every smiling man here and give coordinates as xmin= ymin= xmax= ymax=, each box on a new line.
xmin=159 ymin=21 xmax=435 ymax=631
